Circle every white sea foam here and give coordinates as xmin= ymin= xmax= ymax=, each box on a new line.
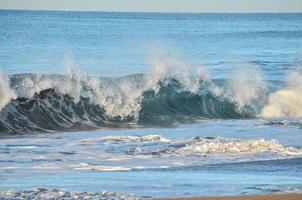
xmin=96 ymin=134 xmax=170 ymax=143
xmin=159 ymin=137 xmax=302 ymax=157
xmin=261 ymin=72 xmax=302 ymax=118
xmin=72 ymin=163 xmax=147 ymax=171
xmin=81 ymin=135 xmax=302 ymax=158
xmin=0 ymin=188 xmax=144 ymax=200
xmin=0 ymin=71 xmax=16 ymax=111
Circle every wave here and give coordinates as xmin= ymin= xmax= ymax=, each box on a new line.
xmin=0 ymin=189 xmax=145 ymax=200
xmin=0 ymin=68 xmax=301 ymax=134
xmin=93 ymin=135 xmax=170 ymax=143
xmin=71 ymin=135 xmax=302 ymax=170
xmin=247 ymin=185 xmax=302 ymax=194
xmin=79 ymin=135 xmax=302 ymax=157
xmin=157 ymin=137 xmax=302 ymax=157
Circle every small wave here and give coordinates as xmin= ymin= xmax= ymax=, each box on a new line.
xmin=2 ymin=134 xmax=302 ymax=172
xmin=75 ymin=135 xmax=302 ymax=164
xmin=76 ymin=134 xmax=169 ymax=147
xmin=148 ymin=137 xmax=302 ymax=158
xmin=247 ymin=185 xmax=302 ymax=194
xmin=72 ymin=163 xmax=146 ymax=171
xmin=68 ymin=135 xmax=302 ymax=171
xmin=95 ymin=135 xmax=170 ymax=143
xmin=0 ymin=188 xmax=146 ymax=200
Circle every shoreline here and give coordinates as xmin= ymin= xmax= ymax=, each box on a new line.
xmin=159 ymin=194 xmax=302 ymax=200
xmin=1 ymin=190 xmax=302 ymax=200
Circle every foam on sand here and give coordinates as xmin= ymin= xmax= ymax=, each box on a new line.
xmin=0 ymin=188 xmax=149 ymax=200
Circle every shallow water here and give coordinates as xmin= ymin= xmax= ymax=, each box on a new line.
xmin=1 ymin=120 xmax=302 ymax=197
xmin=0 ymin=10 xmax=302 ymax=198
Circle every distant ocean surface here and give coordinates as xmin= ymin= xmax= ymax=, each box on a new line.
xmin=0 ymin=10 xmax=302 ymax=198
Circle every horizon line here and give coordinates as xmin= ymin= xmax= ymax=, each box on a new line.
xmin=1 ymin=8 xmax=302 ymax=14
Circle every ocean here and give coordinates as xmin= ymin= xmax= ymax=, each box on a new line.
xmin=0 ymin=10 xmax=302 ymax=198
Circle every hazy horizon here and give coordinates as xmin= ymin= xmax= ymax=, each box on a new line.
xmin=1 ymin=8 xmax=302 ymax=13
xmin=0 ymin=0 xmax=302 ymax=13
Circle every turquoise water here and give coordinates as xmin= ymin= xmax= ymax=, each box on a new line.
xmin=0 ymin=10 xmax=302 ymax=198
xmin=1 ymin=11 xmax=302 ymax=77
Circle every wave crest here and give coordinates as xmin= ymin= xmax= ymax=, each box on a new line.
xmin=0 ymin=69 xmax=301 ymax=134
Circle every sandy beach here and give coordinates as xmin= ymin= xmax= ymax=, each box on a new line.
xmin=161 ymin=194 xmax=302 ymax=200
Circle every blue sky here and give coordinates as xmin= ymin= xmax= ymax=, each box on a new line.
xmin=0 ymin=0 xmax=302 ymax=12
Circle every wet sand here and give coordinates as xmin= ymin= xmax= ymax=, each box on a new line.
xmin=160 ymin=194 xmax=302 ymax=200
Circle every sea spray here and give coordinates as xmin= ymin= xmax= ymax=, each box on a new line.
xmin=261 ymin=72 xmax=302 ymax=118
xmin=0 ymin=71 xmax=16 ymax=111
xmin=227 ymin=69 xmax=266 ymax=112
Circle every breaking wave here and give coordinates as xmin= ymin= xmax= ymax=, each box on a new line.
xmin=157 ymin=136 xmax=302 ymax=157
xmin=71 ymin=135 xmax=302 ymax=170
xmin=83 ymin=134 xmax=302 ymax=157
xmin=0 ymin=65 xmax=301 ymax=134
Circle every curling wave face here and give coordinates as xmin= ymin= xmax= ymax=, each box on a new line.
xmin=0 ymin=69 xmax=301 ymax=134
xmin=0 ymin=71 xmax=264 ymax=133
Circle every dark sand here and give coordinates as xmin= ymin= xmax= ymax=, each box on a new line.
xmin=159 ymin=194 xmax=302 ymax=200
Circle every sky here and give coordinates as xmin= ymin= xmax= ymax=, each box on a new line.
xmin=0 ymin=0 xmax=302 ymax=12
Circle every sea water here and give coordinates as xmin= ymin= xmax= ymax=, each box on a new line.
xmin=0 ymin=10 xmax=302 ymax=198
